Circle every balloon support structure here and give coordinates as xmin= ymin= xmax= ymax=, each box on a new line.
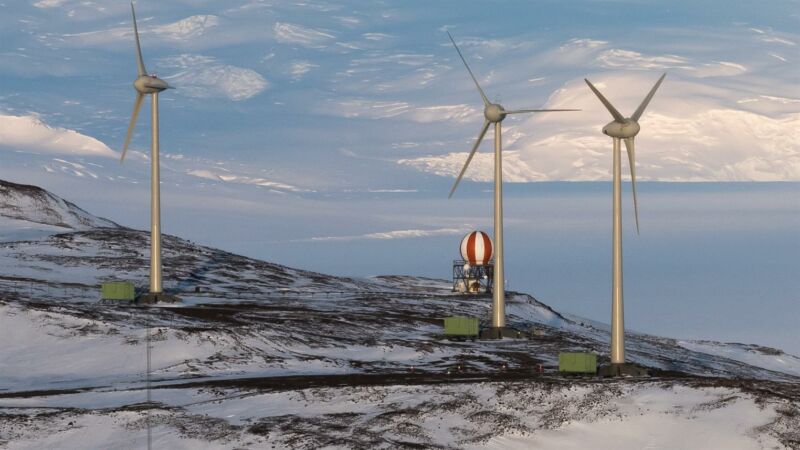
xmin=452 ymin=260 xmax=494 ymax=294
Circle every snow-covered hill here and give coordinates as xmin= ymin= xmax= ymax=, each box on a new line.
xmin=0 ymin=180 xmax=118 ymax=230
xmin=0 ymin=180 xmax=118 ymax=242
xmin=0 ymin=180 xmax=798 ymax=449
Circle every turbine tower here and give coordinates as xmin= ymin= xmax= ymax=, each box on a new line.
xmin=121 ymin=2 xmax=172 ymax=301
xmin=584 ymin=73 xmax=665 ymax=369
xmin=446 ymin=31 xmax=577 ymax=337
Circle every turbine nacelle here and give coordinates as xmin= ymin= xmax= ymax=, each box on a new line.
xmin=484 ymin=104 xmax=506 ymax=123
xmin=602 ymin=119 xmax=640 ymax=139
xmin=134 ymin=75 xmax=170 ymax=94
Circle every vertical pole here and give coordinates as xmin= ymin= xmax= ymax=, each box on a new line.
xmin=611 ymin=137 xmax=625 ymax=364
xmin=492 ymin=122 xmax=505 ymax=329
xmin=146 ymin=312 xmax=152 ymax=450
xmin=150 ymin=93 xmax=162 ymax=294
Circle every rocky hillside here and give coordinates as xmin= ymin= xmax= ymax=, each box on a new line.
xmin=0 ymin=179 xmax=798 ymax=449
xmin=0 ymin=180 xmax=118 ymax=231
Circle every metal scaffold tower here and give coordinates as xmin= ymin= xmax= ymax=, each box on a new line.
xmin=452 ymin=260 xmax=494 ymax=294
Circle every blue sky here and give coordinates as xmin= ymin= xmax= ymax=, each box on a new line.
xmin=0 ymin=0 xmax=798 ymax=353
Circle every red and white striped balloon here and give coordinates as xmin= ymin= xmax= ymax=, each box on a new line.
xmin=460 ymin=231 xmax=493 ymax=266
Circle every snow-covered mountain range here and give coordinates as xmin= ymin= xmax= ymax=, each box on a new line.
xmin=0 ymin=179 xmax=798 ymax=449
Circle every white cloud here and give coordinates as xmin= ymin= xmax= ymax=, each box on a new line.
xmin=340 ymin=52 xmax=448 ymax=91
xmin=760 ymin=36 xmax=796 ymax=46
xmin=274 ymin=22 xmax=336 ymax=49
xmin=768 ymin=52 xmax=787 ymax=62
xmin=44 ymin=158 xmax=100 ymax=179
xmin=565 ymin=38 xmax=608 ymax=49
xmin=410 ymin=104 xmax=477 ymax=123
xmin=399 ymin=150 xmax=547 ymax=182
xmin=543 ymin=38 xmax=610 ymax=66
xmin=160 ymin=54 xmax=268 ymax=101
xmin=150 ymin=15 xmax=219 ymax=41
xmin=597 ymin=49 xmax=693 ymax=70
xmin=334 ymin=16 xmax=361 ymax=27
xmin=33 ymin=0 xmax=68 ymax=8
xmin=186 ymin=169 xmax=308 ymax=192
xmin=318 ymin=99 xmax=477 ymax=123
xmin=319 ymin=99 xmax=411 ymax=119
xmin=593 ymin=48 xmax=746 ymax=77
xmin=447 ymin=35 xmax=533 ymax=54
xmin=305 ymin=227 xmax=470 ymax=242
xmin=60 ymin=15 xmax=219 ymax=46
xmin=541 ymin=37 xmax=749 ymax=80
xmin=362 ymin=33 xmax=391 ymax=41
xmin=350 ymin=53 xmax=434 ymax=67
xmin=0 ymin=114 xmax=117 ymax=158
xmin=289 ymin=60 xmax=318 ymax=80
xmin=758 ymin=95 xmax=800 ymax=104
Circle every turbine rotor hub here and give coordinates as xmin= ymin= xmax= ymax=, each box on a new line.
xmin=484 ymin=103 xmax=506 ymax=123
xmin=602 ymin=119 xmax=640 ymax=139
xmin=134 ymin=75 xmax=169 ymax=94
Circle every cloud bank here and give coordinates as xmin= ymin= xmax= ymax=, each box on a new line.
xmin=305 ymin=227 xmax=470 ymax=242
xmin=186 ymin=169 xmax=307 ymax=192
xmin=0 ymin=114 xmax=117 ymax=158
xmin=160 ymin=54 xmax=268 ymax=101
xmin=398 ymin=32 xmax=800 ymax=182
xmin=274 ymin=22 xmax=336 ymax=49
xmin=59 ymin=15 xmax=220 ymax=46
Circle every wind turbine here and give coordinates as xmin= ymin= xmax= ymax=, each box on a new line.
xmin=121 ymin=2 xmax=173 ymax=301
xmin=446 ymin=31 xmax=578 ymax=336
xmin=584 ymin=73 xmax=665 ymax=369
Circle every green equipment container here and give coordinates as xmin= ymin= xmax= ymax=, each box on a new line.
xmin=444 ymin=316 xmax=479 ymax=337
xmin=558 ymin=352 xmax=598 ymax=374
xmin=101 ymin=281 xmax=135 ymax=301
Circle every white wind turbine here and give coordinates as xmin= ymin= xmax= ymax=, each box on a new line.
xmin=121 ymin=2 xmax=173 ymax=300
xmin=584 ymin=73 xmax=666 ymax=369
xmin=447 ymin=31 xmax=578 ymax=336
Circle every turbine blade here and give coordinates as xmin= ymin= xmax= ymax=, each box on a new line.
xmin=449 ymin=120 xmax=490 ymax=198
xmin=121 ymin=93 xmax=145 ymax=163
xmin=624 ymin=137 xmax=640 ymax=234
xmin=505 ymin=108 xmax=581 ymax=114
xmin=584 ymin=78 xmax=625 ymax=122
xmin=447 ymin=31 xmax=489 ymax=106
xmin=131 ymin=2 xmax=147 ymax=77
xmin=631 ymin=73 xmax=666 ymax=122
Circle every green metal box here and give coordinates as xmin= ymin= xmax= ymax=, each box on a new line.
xmin=101 ymin=282 xmax=135 ymax=301
xmin=444 ymin=316 xmax=479 ymax=337
xmin=558 ymin=352 xmax=598 ymax=374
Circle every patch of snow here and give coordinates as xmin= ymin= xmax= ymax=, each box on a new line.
xmin=679 ymin=340 xmax=800 ymax=378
